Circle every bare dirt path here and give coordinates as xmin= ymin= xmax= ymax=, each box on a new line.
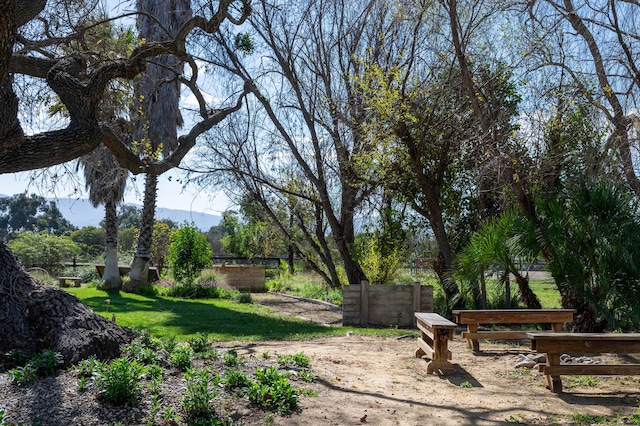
xmin=245 ymin=292 xmax=640 ymax=425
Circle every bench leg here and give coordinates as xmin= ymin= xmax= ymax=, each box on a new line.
xmin=415 ymin=329 xmax=427 ymax=358
xmin=426 ymin=328 xmax=454 ymax=374
xmin=551 ymin=322 xmax=563 ymax=332
xmin=544 ymin=353 xmax=563 ymax=393
xmin=466 ymin=324 xmax=480 ymax=352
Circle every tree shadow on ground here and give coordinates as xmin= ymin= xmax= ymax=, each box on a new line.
xmin=79 ymin=290 xmax=337 ymax=340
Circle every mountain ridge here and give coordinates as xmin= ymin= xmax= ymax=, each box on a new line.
xmin=0 ymin=194 xmax=221 ymax=231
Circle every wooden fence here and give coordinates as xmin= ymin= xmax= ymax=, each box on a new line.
xmin=343 ymin=281 xmax=433 ymax=327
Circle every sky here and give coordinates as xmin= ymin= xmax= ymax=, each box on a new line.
xmin=0 ymin=169 xmax=231 ymax=215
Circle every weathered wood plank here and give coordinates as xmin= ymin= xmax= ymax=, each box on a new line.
xmin=542 ymin=364 xmax=640 ymax=376
xmin=453 ymin=309 xmax=575 ymax=324
xmin=462 ymin=331 xmax=530 ymax=340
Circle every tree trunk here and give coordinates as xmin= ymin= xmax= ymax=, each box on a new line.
xmin=512 ymin=271 xmax=542 ymax=309
xmin=0 ymin=239 xmax=135 ymax=368
xmin=99 ymin=199 xmax=121 ymax=290
xmin=126 ymin=173 xmax=157 ymax=290
xmin=504 ymin=271 xmax=511 ymax=309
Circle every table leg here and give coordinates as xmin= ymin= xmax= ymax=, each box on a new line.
xmin=545 ymin=353 xmax=563 ymax=393
xmin=467 ymin=324 xmax=480 ymax=352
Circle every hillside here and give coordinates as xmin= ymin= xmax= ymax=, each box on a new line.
xmin=0 ymin=195 xmax=221 ymax=231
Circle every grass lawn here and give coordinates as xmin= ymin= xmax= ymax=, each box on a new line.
xmin=529 ymin=279 xmax=562 ymax=308
xmin=65 ymin=287 xmax=412 ymax=342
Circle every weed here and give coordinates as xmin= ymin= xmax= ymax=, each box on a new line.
xmin=189 ymin=332 xmax=211 ymax=353
xmin=223 ymin=350 xmax=244 ymax=367
xmin=161 ymin=336 xmax=178 ymax=354
xmin=182 ymin=367 xmax=219 ymax=419
xmin=460 ymin=381 xmax=472 ymax=388
xmin=261 ymin=351 xmax=270 ymax=360
xmin=96 ymin=357 xmax=146 ymax=404
xmin=298 ymin=369 xmax=316 ymax=383
xmin=570 ymin=413 xmax=608 ymax=425
xmin=250 ymin=366 xmax=299 ymax=415
xmin=170 ymin=344 xmax=194 ymax=371
xmin=565 ymin=375 xmax=600 ymax=387
xmin=298 ymin=387 xmax=318 ymax=396
xmin=222 ymin=368 xmax=252 ymax=391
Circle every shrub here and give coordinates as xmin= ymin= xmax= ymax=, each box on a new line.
xmin=96 ymin=357 xmax=146 ymax=404
xmin=168 ymin=223 xmax=212 ymax=285
xmin=9 ymin=231 xmax=80 ymax=274
xmin=170 ymin=344 xmax=194 ymax=370
xmin=222 ymin=368 xmax=252 ymax=391
xmin=249 ymin=366 xmax=299 ymax=416
xmin=188 ymin=333 xmax=211 ymax=353
xmin=7 ymin=349 xmax=63 ymax=385
xmin=182 ymin=367 xmax=219 ymax=419
xmin=232 ymin=292 xmax=252 ymax=304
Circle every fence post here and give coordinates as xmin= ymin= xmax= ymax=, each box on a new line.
xmin=413 ymin=282 xmax=421 ymax=327
xmin=360 ymin=280 xmax=369 ymax=326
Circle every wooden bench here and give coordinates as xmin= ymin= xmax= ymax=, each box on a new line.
xmin=57 ymin=276 xmax=81 ymax=287
xmin=453 ymin=309 xmax=575 ymax=352
xmin=528 ymin=332 xmax=640 ymax=393
xmin=414 ymin=313 xmax=457 ymax=374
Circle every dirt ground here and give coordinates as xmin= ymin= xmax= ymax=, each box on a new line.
xmin=246 ymin=292 xmax=640 ymax=425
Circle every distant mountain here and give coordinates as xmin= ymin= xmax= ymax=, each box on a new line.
xmin=0 ymin=195 xmax=221 ymax=231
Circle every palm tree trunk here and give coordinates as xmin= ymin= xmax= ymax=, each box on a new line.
xmin=99 ymin=199 xmax=121 ymax=290
xmin=126 ymin=173 xmax=157 ymax=290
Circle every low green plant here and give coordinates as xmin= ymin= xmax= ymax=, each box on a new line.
xmin=77 ymin=376 xmax=90 ymax=392
xmin=565 ymin=375 xmax=600 ymax=387
xmin=460 ymin=381 xmax=472 ymax=388
xmin=76 ymin=356 xmax=102 ymax=378
xmin=189 ymin=332 xmax=211 ymax=353
xmin=182 ymin=367 xmax=219 ymax=419
xmin=7 ymin=349 xmax=63 ymax=385
xmin=570 ymin=413 xmax=608 ymax=425
xmin=5 ymin=349 xmax=28 ymax=367
xmin=232 ymin=292 xmax=252 ymax=304
xmin=95 ymin=357 xmax=146 ymax=404
xmin=8 ymin=363 xmax=38 ymax=385
xmin=249 ymin=366 xmax=299 ymax=416
xmin=171 ymin=344 xmax=194 ymax=370
xmin=223 ymin=349 xmax=244 ymax=367
xmin=123 ymin=340 xmax=159 ymax=365
xmin=298 ymin=369 xmax=316 ymax=382
xmin=276 ymin=352 xmax=310 ymax=368
xmin=222 ymin=368 xmax=252 ymax=392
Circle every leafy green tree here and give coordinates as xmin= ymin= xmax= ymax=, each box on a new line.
xmin=534 ymin=179 xmax=640 ymax=332
xmin=71 ymin=226 xmax=106 ymax=259
xmin=151 ymin=221 xmax=174 ymax=275
xmin=9 ymin=231 xmax=80 ymax=274
xmin=168 ymin=223 xmax=212 ymax=285
xmin=455 ymin=211 xmax=542 ymax=309
xmin=352 ymin=205 xmax=408 ymax=285
xmin=0 ymin=194 xmax=75 ymax=239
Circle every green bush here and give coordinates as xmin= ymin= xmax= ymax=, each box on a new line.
xmin=168 ymin=223 xmax=213 ymax=285
xmin=7 ymin=349 xmax=63 ymax=385
xmin=222 ymin=368 xmax=252 ymax=391
xmin=9 ymin=231 xmax=80 ymax=274
xmin=182 ymin=367 xmax=219 ymax=419
xmin=249 ymin=366 xmax=299 ymax=416
xmin=170 ymin=344 xmax=194 ymax=370
xmin=95 ymin=357 xmax=146 ymax=404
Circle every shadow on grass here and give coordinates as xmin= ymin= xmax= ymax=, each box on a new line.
xmin=73 ymin=289 xmax=340 ymax=340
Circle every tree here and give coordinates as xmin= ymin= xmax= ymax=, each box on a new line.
xmin=0 ymin=193 xmax=75 ymax=239
xmin=168 ymin=223 xmax=213 ymax=285
xmin=151 ymin=220 xmax=174 ymax=275
xmin=70 ymin=226 xmax=105 ymax=258
xmin=9 ymin=230 xmax=81 ymax=274
xmin=0 ymin=0 xmax=251 ymax=365
xmin=125 ymin=0 xmax=192 ymax=290
xmin=188 ymin=0 xmax=395 ymax=288
xmin=535 ymin=180 xmax=640 ymax=331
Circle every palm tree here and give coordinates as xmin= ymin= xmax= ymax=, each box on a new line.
xmin=126 ymin=0 xmax=192 ymax=290
xmin=79 ymin=144 xmax=127 ymax=290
